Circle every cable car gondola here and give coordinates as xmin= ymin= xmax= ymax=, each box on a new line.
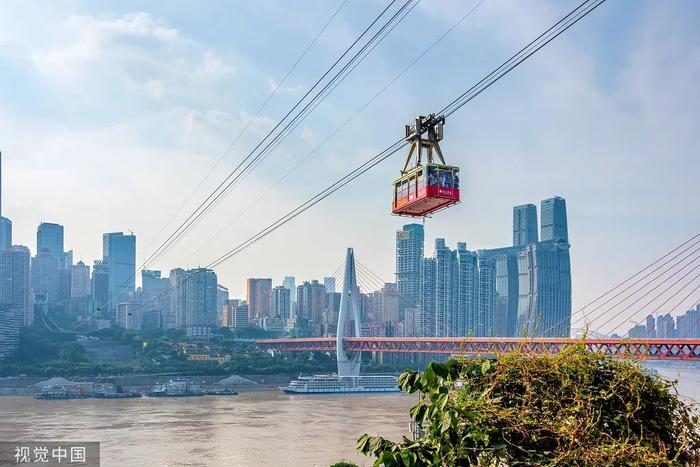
xmin=392 ymin=114 xmax=460 ymax=217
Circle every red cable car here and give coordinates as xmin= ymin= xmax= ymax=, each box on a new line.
xmin=392 ymin=114 xmax=460 ymax=218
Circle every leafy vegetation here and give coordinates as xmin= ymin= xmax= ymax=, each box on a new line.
xmin=355 ymin=346 xmax=700 ymax=466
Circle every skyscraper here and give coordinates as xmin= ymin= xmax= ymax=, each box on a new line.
xmin=103 ymin=232 xmax=136 ymax=307
xmin=141 ymin=269 xmax=170 ymax=327
xmin=516 ymin=240 xmax=572 ymax=337
xmin=272 ymin=285 xmax=291 ymax=320
xmin=31 ymin=248 xmax=62 ymax=306
xmin=185 ymin=268 xmax=218 ymax=337
xmin=0 ymin=217 xmax=11 ymax=250
xmin=283 ymin=276 xmax=295 ymax=318
xmin=456 ymin=243 xmax=478 ymax=336
xmin=323 ymin=276 xmax=336 ymax=294
xmin=92 ymin=260 xmax=110 ymax=315
xmin=541 ymin=196 xmax=568 ymax=242
xmin=0 ymin=151 xmax=12 ymax=251
xmin=420 ymin=257 xmax=436 ymax=337
xmin=37 ymin=222 xmax=64 ymax=259
xmin=70 ymin=261 xmax=90 ymax=298
xmin=169 ymin=268 xmax=188 ymax=329
xmin=434 ymin=238 xmax=458 ymax=337
xmin=296 ymin=280 xmax=326 ymax=335
xmin=0 ymin=246 xmax=32 ymax=326
xmin=396 ymin=224 xmax=424 ymax=314
xmin=513 ymin=204 xmax=538 ymax=246
xmin=246 ymin=278 xmax=272 ymax=323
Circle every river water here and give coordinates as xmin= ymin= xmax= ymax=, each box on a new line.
xmin=0 ymin=364 xmax=698 ymax=467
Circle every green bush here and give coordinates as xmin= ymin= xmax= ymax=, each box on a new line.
xmin=356 ymin=345 xmax=700 ymax=466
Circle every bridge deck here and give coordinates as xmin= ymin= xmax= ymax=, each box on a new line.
xmin=256 ymin=337 xmax=700 ymax=360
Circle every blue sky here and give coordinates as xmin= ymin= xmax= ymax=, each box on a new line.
xmin=1 ymin=0 xmax=698 ymax=332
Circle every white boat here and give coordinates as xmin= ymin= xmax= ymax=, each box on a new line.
xmin=281 ymin=374 xmax=399 ymax=394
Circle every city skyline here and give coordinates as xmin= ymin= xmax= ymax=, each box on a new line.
xmin=0 ymin=1 xmax=697 ymax=317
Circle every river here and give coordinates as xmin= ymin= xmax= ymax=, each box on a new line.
xmin=0 ymin=363 xmax=698 ymax=467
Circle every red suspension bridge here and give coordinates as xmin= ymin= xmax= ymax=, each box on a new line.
xmin=256 ymin=337 xmax=700 ymax=361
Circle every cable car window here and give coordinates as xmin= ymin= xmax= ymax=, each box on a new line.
xmin=401 ymin=179 xmax=408 ymax=199
xmin=439 ymin=170 xmax=453 ymax=188
xmin=417 ymin=171 xmax=425 ymax=191
xmin=427 ymin=167 xmax=437 ymax=186
xmin=453 ymin=171 xmax=460 ymax=190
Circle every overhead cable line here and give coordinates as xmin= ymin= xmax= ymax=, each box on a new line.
xmin=100 ymin=0 xmax=414 ymax=310
xmin=129 ymin=0 xmax=609 ymax=317
xmin=184 ymin=0 xmax=487 ymax=264
xmin=143 ymin=0 xmax=350 ymax=256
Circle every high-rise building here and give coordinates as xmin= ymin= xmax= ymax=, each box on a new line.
xmin=381 ymin=283 xmax=400 ymax=325
xmin=0 ymin=217 xmax=11 ymax=250
xmin=434 ymin=239 xmax=458 ymax=337
xmin=283 ymin=276 xmax=295 ymax=318
xmin=0 ymin=304 xmax=21 ymax=360
xmin=296 ymin=280 xmax=326 ymax=335
xmin=0 ymin=152 xmax=11 ymax=251
xmin=513 ymin=204 xmax=538 ymax=246
xmin=456 ymin=243 xmax=478 ymax=336
xmin=91 ymin=261 xmax=110 ymax=314
xmin=246 ymin=278 xmax=272 ymax=323
xmin=541 ymin=197 xmax=568 ymax=242
xmin=516 ymin=240 xmax=572 ymax=337
xmin=420 ymin=257 xmax=436 ymax=337
xmin=116 ymin=302 xmax=139 ymax=330
xmin=0 ymin=246 xmax=32 ymax=326
xmin=396 ymin=224 xmax=424 ymax=314
xmin=323 ymin=276 xmax=336 ymax=294
xmin=646 ymin=314 xmax=656 ymax=338
xmin=169 ymin=268 xmax=188 ymax=329
xmin=141 ymin=269 xmax=169 ymax=328
xmin=411 ymin=196 xmax=571 ymax=338
xmin=655 ymin=313 xmax=675 ymax=338
xmin=103 ymin=232 xmax=136 ymax=308
xmin=37 ymin=222 xmax=64 ymax=260
xmin=31 ymin=249 xmax=62 ymax=306
xmin=221 ymin=298 xmax=241 ymax=327
xmin=217 ymin=284 xmax=229 ymax=321
xmin=494 ymin=253 xmax=519 ymax=337
xmin=272 ymin=285 xmax=291 ymax=320
xmin=70 ymin=261 xmax=90 ymax=298
xmin=234 ymin=301 xmax=249 ymax=328
xmin=185 ymin=268 xmax=218 ymax=337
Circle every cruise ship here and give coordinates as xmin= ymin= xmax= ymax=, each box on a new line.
xmin=281 ymin=374 xmax=399 ymax=394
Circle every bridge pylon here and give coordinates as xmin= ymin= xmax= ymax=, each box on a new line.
xmin=336 ymin=248 xmax=362 ymax=376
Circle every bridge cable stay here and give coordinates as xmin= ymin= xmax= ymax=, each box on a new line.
xmin=353 ymin=263 xmax=381 ymax=292
xmin=142 ymin=0 xmax=350 ymax=257
xmin=571 ymin=233 xmax=700 ymax=326
xmin=540 ymin=236 xmax=700 ymax=337
xmin=355 ymin=268 xmax=384 ymax=293
xmin=354 ymin=262 xmax=386 ymax=290
xmin=573 ymin=247 xmax=700 ymax=331
xmin=591 ymin=266 xmax=700 ymax=337
xmin=578 ymin=252 xmax=700 ymax=334
xmin=629 ymin=285 xmax=700 ymax=339
xmin=127 ymin=0 xmax=608 ymax=319
xmin=181 ymin=0 xmax=487 ymax=266
xmin=97 ymin=0 xmax=417 ymax=312
xmin=355 ymin=260 xmax=387 ymax=286
xmin=602 ymin=274 xmax=700 ymax=338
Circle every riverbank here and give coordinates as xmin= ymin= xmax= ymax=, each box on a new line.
xmin=0 ymin=373 xmax=292 ymax=395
